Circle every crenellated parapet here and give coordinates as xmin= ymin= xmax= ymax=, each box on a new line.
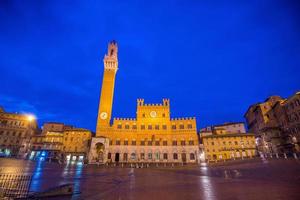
xmin=137 ymin=99 xmax=144 ymax=106
xmin=137 ymin=98 xmax=170 ymax=107
xmin=170 ymin=117 xmax=197 ymax=131
xmin=170 ymin=117 xmax=196 ymax=121
xmin=114 ymin=117 xmax=137 ymax=122
xmin=112 ymin=118 xmax=138 ymax=130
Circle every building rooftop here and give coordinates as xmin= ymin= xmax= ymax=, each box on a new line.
xmin=213 ymin=122 xmax=245 ymax=127
xmin=201 ymin=133 xmax=255 ymax=138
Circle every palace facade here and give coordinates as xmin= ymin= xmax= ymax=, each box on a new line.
xmin=0 ymin=107 xmax=37 ymax=157
xmin=200 ymin=123 xmax=256 ymax=162
xmin=89 ymin=41 xmax=199 ymax=164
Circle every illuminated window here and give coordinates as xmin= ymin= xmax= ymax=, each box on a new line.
xmin=155 ymin=153 xmax=160 ymax=160
xmin=131 ymin=153 xmax=136 ymax=160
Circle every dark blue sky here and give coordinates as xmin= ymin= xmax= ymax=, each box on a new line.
xmin=1 ymin=0 xmax=300 ymax=131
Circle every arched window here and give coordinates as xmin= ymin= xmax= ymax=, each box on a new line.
xmin=173 ymin=153 xmax=178 ymax=160
xmin=131 ymin=153 xmax=136 ymax=160
xmin=163 ymin=153 xmax=168 ymax=160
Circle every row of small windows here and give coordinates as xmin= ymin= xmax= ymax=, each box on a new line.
xmin=65 ymin=132 xmax=88 ymax=136
xmin=0 ymin=130 xmax=25 ymax=137
xmin=0 ymin=120 xmax=26 ymax=127
xmin=107 ymin=152 xmax=195 ymax=160
xmin=207 ymin=140 xmax=255 ymax=146
xmin=110 ymin=140 xmax=195 ymax=146
xmin=141 ymin=113 xmax=166 ymax=117
xmin=116 ymin=124 xmax=193 ymax=130
xmin=0 ymin=138 xmax=21 ymax=144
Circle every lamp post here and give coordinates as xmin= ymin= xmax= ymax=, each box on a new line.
xmin=20 ymin=114 xmax=36 ymax=159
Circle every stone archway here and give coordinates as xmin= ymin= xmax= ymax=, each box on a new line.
xmin=95 ymin=143 xmax=105 ymax=163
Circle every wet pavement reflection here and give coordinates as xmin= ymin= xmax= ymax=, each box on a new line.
xmin=1 ymin=158 xmax=300 ymax=200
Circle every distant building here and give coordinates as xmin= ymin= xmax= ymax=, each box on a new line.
xmin=244 ymin=92 xmax=300 ymax=155
xmin=200 ymin=122 xmax=255 ymax=162
xmin=200 ymin=122 xmax=246 ymax=136
xmin=89 ymin=41 xmax=199 ymax=165
xmin=41 ymin=122 xmax=73 ymax=134
xmin=30 ymin=123 xmax=91 ymax=162
xmin=0 ymin=107 xmax=37 ymax=157
xmin=30 ymin=131 xmax=63 ymax=161
xmin=213 ymin=122 xmax=246 ymax=134
xmin=199 ymin=127 xmax=213 ymax=137
xmin=63 ymin=128 xmax=92 ymax=162
xmin=201 ymin=132 xmax=256 ymax=162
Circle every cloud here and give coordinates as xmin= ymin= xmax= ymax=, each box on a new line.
xmin=0 ymin=94 xmax=58 ymax=121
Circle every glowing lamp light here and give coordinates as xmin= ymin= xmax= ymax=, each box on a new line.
xmin=27 ymin=114 xmax=36 ymax=122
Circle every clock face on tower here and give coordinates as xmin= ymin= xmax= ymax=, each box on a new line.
xmin=100 ymin=112 xmax=108 ymax=120
xmin=150 ymin=111 xmax=157 ymax=118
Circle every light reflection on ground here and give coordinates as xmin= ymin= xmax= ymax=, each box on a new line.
xmin=199 ymin=163 xmax=215 ymax=200
xmin=30 ymin=159 xmax=44 ymax=192
xmin=1 ymin=158 xmax=300 ymax=200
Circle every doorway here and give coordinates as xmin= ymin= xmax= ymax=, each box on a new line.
xmin=115 ymin=153 xmax=120 ymax=162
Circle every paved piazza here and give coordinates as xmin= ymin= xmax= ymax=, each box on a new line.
xmin=0 ymin=158 xmax=300 ymax=200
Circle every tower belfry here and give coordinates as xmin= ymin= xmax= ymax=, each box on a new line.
xmin=104 ymin=40 xmax=118 ymax=70
xmin=96 ymin=41 xmax=118 ymax=136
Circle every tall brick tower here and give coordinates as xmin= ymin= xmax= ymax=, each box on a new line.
xmin=96 ymin=41 xmax=118 ymax=136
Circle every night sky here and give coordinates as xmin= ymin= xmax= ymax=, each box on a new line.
xmin=1 ymin=0 xmax=300 ymax=131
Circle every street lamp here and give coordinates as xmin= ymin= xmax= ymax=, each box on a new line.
xmin=21 ymin=114 xmax=36 ymax=159
xmin=27 ymin=114 xmax=36 ymax=122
